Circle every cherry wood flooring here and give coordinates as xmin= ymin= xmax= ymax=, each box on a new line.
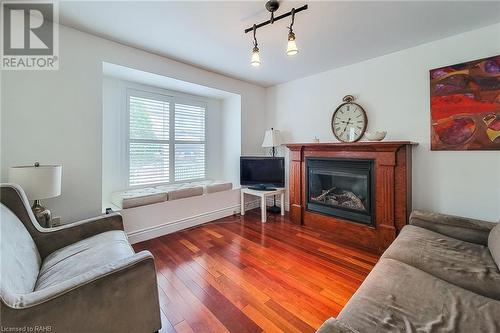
xmin=133 ymin=210 xmax=380 ymax=333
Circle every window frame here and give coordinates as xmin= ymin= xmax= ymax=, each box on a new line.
xmin=125 ymin=88 xmax=208 ymax=188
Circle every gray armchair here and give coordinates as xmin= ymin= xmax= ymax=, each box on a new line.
xmin=0 ymin=184 xmax=161 ymax=333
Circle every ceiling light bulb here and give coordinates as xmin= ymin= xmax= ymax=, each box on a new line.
xmin=286 ymin=31 xmax=298 ymax=56
xmin=251 ymin=46 xmax=261 ymax=67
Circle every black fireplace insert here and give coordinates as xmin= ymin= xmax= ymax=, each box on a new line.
xmin=306 ymin=158 xmax=374 ymax=225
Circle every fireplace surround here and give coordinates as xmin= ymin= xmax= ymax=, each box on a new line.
xmin=286 ymin=142 xmax=416 ymax=253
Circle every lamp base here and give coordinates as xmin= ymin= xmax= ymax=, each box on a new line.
xmin=267 ymin=204 xmax=281 ymax=214
xmin=32 ymin=200 xmax=52 ymax=228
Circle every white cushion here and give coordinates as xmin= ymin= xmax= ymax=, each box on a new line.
xmin=205 ymin=181 xmax=232 ymax=193
xmin=185 ymin=180 xmax=233 ymax=194
xmin=112 ymin=180 xmax=233 ymax=208
xmin=111 ymin=188 xmax=167 ymax=209
xmin=156 ymin=183 xmax=203 ymax=201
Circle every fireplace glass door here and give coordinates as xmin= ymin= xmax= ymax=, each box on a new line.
xmin=307 ymin=158 xmax=374 ymax=225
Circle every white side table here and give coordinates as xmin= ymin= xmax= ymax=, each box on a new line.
xmin=240 ymin=187 xmax=285 ymax=222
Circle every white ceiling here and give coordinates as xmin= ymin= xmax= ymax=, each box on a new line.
xmin=60 ymin=1 xmax=500 ymax=87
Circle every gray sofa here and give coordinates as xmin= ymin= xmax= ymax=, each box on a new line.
xmin=0 ymin=184 xmax=162 ymax=333
xmin=318 ymin=210 xmax=500 ymax=333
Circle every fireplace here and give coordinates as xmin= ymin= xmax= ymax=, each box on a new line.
xmin=285 ymin=142 xmax=416 ymax=253
xmin=307 ymin=158 xmax=374 ymax=225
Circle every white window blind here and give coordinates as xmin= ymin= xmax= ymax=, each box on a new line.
xmin=175 ymin=103 xmax=205 ymax=181
xmin=129 ymin=95 xmax=170 ymax=186
xmin=128 ymin=91 xmax=206 ymax=187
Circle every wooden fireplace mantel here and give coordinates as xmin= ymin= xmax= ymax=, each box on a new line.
xmin=286 ymin=141 xmax=417 ymax=151
xmin=285 ymin=141 xmax=417 ymax=253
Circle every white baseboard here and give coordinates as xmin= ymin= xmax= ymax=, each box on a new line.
xmin=127 ymin=199 xmax=260 ymax=244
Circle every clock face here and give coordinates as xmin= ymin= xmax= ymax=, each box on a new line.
xmin=331 ymin=103 xmax=367 ymax=142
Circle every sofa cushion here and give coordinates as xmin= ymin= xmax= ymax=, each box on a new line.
xmin=337 ymin=258 xmax=500 ymax=332
xmin=111 ymin=188 xmax=167 ymax=209
xmin=35 ymin=230 xmax=134 ymax=290
xmin=156 ymin=183 xmax=203 ymax=201
xmin=0 ymin=204 xmax=41 ymax=295
xmin=382 ymin=225 xmax=500 ymax=300
xmin=489 ymin=223 xmax=500 ymax=270
xmin=409 ymin=210 xmax=495 ymax=245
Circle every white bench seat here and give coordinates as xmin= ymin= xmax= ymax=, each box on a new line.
xmin=111 ymin=180 xmax=233 ymax=209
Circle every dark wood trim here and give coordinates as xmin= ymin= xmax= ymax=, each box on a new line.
xmin=285 ymin=141 xmax=417 ymax=253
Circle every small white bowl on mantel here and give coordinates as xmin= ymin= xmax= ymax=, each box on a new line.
xmin=364 ymin=131 xmax=387 ymax=141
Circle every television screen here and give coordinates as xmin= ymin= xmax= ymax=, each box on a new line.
xmin=240 ymin=157 xmax=285 ymax=188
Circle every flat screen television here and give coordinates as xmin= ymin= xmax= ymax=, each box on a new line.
xmin=240 ymin=156 xmax=285 ymax=190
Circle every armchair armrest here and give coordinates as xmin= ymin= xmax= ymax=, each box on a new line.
xmin=409 ymin=210 xmax=495 ymax=245
xmin=0 ymin=184 xmax=124 ymax=258
xmin=2 ymin=251 xmax=161 ymax=333
xmin=35 ymin=213 xmax=124 ymax=257
xmin=316 ymin=317 xmax=359 ymax=333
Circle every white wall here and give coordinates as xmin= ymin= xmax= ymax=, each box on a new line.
xmin=206 ymin=99 xmax=224 ymax=181
xmin=266 ymin=23 xmax=500 ymax=222
xmin=221 ymin=96 xmax=243 ymax=188
xmin=1 ymin=24 xmax=267 ymax=223
xmin=102 ymin=77 xmax=125 ymax=207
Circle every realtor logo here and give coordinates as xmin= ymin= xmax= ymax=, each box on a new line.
xmin=1 ymin=0 xmax=59 ymax=70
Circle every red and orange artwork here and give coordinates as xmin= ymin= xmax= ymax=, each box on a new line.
xmin=430 ymin=55 xmax=500 ymax=150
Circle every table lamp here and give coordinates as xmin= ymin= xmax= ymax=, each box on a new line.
xmin=9 ymin=162 xmax=62 ymax=227
xmin=262 ymin=128 xmax=283 ymax=157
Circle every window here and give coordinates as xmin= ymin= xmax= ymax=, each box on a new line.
xmin=127 ymin=90 xmax=206 ymax=186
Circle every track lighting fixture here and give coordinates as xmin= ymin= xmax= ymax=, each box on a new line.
xmin=245 ymin=1 xmax=308 ymax=66
xmin=251 ymin=25 xmax=261 ymax=67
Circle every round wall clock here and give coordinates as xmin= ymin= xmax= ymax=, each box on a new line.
xmin=331 ymin=95 xmax=368 ymax=142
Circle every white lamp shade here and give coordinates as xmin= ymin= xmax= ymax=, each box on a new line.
xmin=262 ymin=129 xmax=283 ymax=148
xmin=286 ymin=39 xmax=298 ymax=56
xmin=251 ymin=49 xmax=261 ymax=67
xmin=9 ymin=165 xmax=62 ymax=200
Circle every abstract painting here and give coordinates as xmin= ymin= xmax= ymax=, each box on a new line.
xmin=430 ymin=55 xmax=500 ymax=150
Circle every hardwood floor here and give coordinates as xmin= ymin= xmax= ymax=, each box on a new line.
xmin=133 ymin=210 xmax=380 ymax=333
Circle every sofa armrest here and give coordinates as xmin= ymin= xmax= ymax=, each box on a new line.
xmin=35 ymin=213 xmax=124 ymax=257
xmin=409 ymin=210 xmax=495 ymax=245
xmin=316 ymin=317 xmax=359 ymax=333
xmin=2 ymin=251 xmax=161 ymax=333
